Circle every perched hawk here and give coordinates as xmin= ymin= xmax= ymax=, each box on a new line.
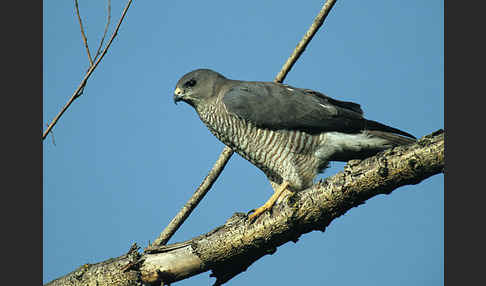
xmin=174 ymin=69 xmax=416 ymax=220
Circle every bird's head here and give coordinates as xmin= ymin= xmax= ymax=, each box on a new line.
xmin=173 ymin=69 xmax=226 ymax=108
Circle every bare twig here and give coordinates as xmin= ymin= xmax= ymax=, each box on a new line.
xmin=42 ymin=0 xmax=133 ymax=140
xmin=94 ymin=0 xmax=112 ymax=62
xmin=75 ymin=0 xmax=94 ymax=66
xmin=45 ymin=123 xmax=56 ymax=146
xmin=275 ymin=0 xmax=337 ymax=83
xmin=149 ymin=147 xmax=234 ymax=248
xmin=151 ymin=0 xmax=338 ymax=247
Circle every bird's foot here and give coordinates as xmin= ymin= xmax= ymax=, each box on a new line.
xmin=247 ymin=181 xmax=290 ymax=222
xmin=247 ymin=205 xmax=270 ymax=222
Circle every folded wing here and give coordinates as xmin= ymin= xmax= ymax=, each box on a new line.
xmin=222 ymin=81 xmax=415 ymax=140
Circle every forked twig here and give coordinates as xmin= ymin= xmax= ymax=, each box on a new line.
xmin=148 ymin=0 xmax=338 ymax=250
xmin=94 ymin=0 xmax=111 ymax=62
xmin=43 ymin=0 xmax=133 ymax=140
xmin=75 ymin=0 xmax=94 ymax=66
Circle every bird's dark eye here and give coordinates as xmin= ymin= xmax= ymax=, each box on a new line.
xmin=184 ymin=79 xmax=197 ymax=87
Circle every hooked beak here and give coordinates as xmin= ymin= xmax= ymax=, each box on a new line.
xmin=173 ymin=87 xmax=184 ymax=104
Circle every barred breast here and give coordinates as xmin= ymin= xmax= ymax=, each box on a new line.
xmin=196 ymin=102 xmax=325 ymax=191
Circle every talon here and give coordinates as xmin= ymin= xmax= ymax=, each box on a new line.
xmin=248 ymin=207 xmax=267 ymax=222
xmin=247 ymin=181 xmax=290 ymax=222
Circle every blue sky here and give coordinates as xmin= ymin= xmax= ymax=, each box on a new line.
xmin=43 ymin=1 xmax=443 ymax=285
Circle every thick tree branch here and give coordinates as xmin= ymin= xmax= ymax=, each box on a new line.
xmin=45 ymin=244 xmax=143 ymax=286
xmin=44 ymin=130 xmax=444 ymax=286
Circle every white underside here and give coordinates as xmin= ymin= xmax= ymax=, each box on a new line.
xmin=315 ymin=131 xmax=391 ymax=160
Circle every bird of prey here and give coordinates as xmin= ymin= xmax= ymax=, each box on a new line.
xmin=173 ymin=69 xmax=416 ymax=221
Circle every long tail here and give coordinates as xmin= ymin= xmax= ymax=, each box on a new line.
xmin=367 ymin=130 xmax=416 ymax=146
xmin=365 ymin=119 xmax=416 ymax=146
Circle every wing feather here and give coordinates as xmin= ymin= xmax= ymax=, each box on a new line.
xmin=223 ymin=82 xmax=359 ymax=134
xmin=222 ymin=81 xmax=415 ymax=139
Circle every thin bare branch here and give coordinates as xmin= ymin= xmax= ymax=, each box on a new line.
xmin=45 ymin=123 xmax=56 ymax=146
xmin=275 ymin=0 xmax=337 ymax=83
xmin=75 ymin=0 xmax=94 ymax=66
xmin=150 ymin=0 xmax=338 ymax=248
xmin=42 ymin=0 xmax=133 ymax=140
xmin=94 ymin=0 xmax=112 ymax=62
xmin=150 ymin=147 xmax=234 ymax=248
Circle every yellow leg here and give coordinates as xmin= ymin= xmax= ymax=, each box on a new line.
xmin=248 ymin=181 xmax=290 ymax=221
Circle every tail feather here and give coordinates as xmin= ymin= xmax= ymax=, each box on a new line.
xmin=326 ymin=128 xmax=416 ymax=162
xmin=367 ymin=130 xmax=416 ymax=146
xmin=365 ymin=119 xmax=416 ymax=141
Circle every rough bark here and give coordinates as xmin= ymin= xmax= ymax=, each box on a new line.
xmin=45 ymin=244 xmax=143 ymax=286
xmin=45 ymin=130 xmax=444 ymax=286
